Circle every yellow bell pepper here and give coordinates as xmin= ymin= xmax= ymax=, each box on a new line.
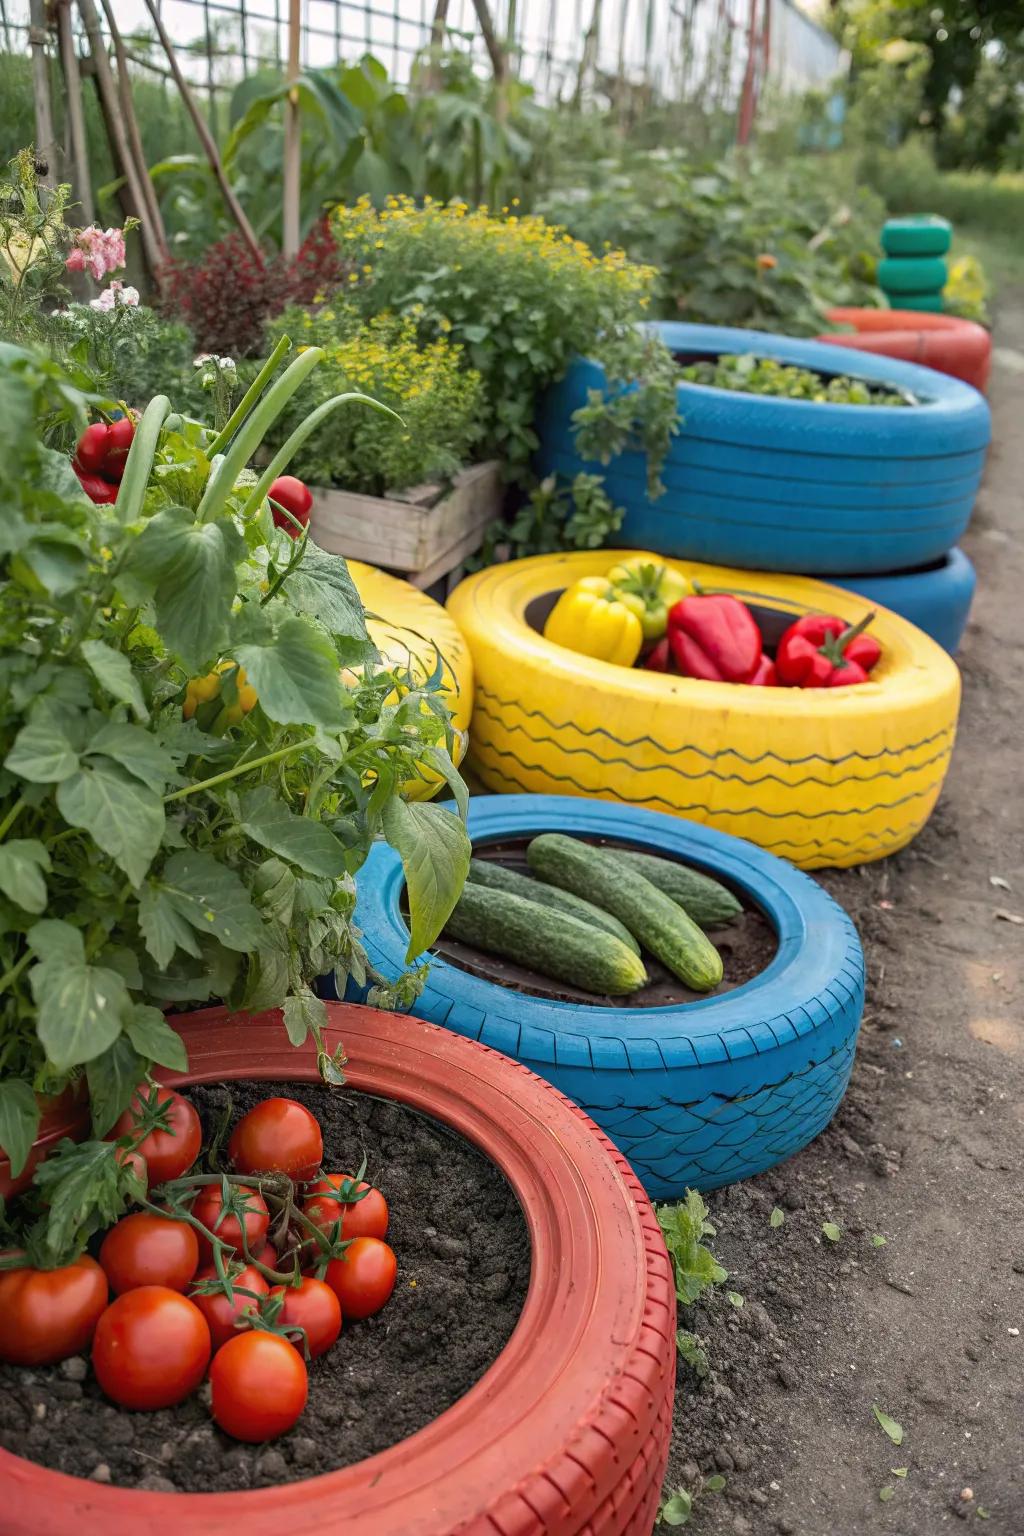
xmin=543 ymin=576 xmax=643 ymax=667
xmin=183 ymin=662 xmax=258 ymax=727
xmin=605 ymin=556 xmax=693 ymax=641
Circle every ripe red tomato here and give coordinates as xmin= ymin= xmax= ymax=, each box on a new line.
xmin=303 ymin=1174 xmax=388 ymax=1241
xmin=99 ymin=1211 xmax=199 ymax=1295
xmin=268 ymin=475 xmax=313 ymax=538
xmin=191 ymin=1182 xmax=270 ymax=1266
xmin=103 ymin=415 xmax=135 ymax=481
xmin=269 ymin=1275 xmax=341 ymax=1359
xmin=210 ymin=1330 xmax=308 ymax=1441
xmin=255 ymin=1238 xmax=279 ymax=1271
xmin=228 ymin=1098 xmax=322 ymax=1182
xmin=190 ymin=1264 xmax=268 ymax=1351
xmin=75 ymin=422 xmax=110 ymax=473
xmin=324 ymin=1236 xmax=397 ymax=1321
xmin=110 ymin=1086 xmax=201 ymax=1185
xmin=0 ymin=1256 xmax=109 ymax=1366
xmin=92 ymin=1285 xmax=210 ymax=1409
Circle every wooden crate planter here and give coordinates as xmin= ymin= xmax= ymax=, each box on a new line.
xmin=309 ymin=461 xmax=503 ymax=589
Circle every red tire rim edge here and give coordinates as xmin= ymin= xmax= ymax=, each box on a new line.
xmin=1 ymin=1003 xmax=676 ymax=1536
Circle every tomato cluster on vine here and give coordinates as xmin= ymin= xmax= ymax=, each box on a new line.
xmin=0 ymin=1089 xmax=397 ymax=1445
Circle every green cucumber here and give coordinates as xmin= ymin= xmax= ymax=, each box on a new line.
xmin=527 ymin=834 xmax=724 ymax=993
xmin=467 ymin=857 xmax=641 ymax=954
xmin=442 ymin=883 xmax=647 ymax=996
xmin=615 ymin=848 xmax=742 ymax=928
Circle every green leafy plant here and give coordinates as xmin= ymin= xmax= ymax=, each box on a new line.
xmin=0 ymin=337 xmax=470 ymax=1209
xmin=679 ymin=352 xmax=910 ymax=406
xmin=335 ymin=195 xmax=658 ymax=483
xmin=657 ymin=1190 xmax=728 ymax=1306
xmin=571 ymin=327 xmax=682 ymax=498
xmin=266 ymin=304 xmax=485 ymax=495
xmin=499 ymin=472 xmax=623 ymax=559
xmin=675 ymin=1328 xmax=710 ymax=1379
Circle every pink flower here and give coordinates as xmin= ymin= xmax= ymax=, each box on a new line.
xmin=89 ymin=281 xmax=140 ymax=312
xmin=68 ymin=225 xmax=129 ymax=281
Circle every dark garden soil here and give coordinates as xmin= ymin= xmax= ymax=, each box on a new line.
xmin=435 ymin=835 xmax=777 ymax=1006
xmin=0 ymin=1080 xmax=529 ymax=1492
xmin=660 ymin=298 xmax=1024 ymax=1533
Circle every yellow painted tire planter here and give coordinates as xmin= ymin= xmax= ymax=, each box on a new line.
xmin=348 ymin=561 xmax=473 ymax=799
xmin=446 ymin=553 xmax=961 ymax=868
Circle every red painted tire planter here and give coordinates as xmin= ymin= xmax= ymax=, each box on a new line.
xmin=0 ymin=1084 xmax=89 ymax=1200
xmin=1 ymin=1004 xmax=676 ymax=1536
xmin=820 ymin=307 xmax=991 ymax=394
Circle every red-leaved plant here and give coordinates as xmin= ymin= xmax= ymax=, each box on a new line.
xmin=158 ymin=218 xmax=351 ymax=356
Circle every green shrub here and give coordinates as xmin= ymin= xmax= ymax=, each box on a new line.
xmin=333 ymin=195 xmax=658 ymax=479
xmin=539 ymin=150 xmax=886 ymax=336
xmin=266 ymin=305 xmax=485 ymax=495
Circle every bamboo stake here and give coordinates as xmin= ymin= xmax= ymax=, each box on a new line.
xmin=28 ymin=0 xmax=58 ymax=183
xmin=100 ymin=0 xmax=168 ymax=259
xmin=76 ymin=0 xmax=163 ymax=273
xmin=140 ymin=0 xmax=262 ymax=261
xmin=470 ymin=0 xmax=507 ymax=121
xmin=282 ymin=0 xmax=301 ymax=259
xmin=56 ymin=0 xmax=93 ymax=220
xmin=736 ymin=0 xmax=759 ymax=146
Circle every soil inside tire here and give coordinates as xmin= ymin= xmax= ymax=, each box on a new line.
xmin=0 ymin=1080 xmax=529 ymax=1492
xmin=432 ymin=835 xmax=778 ymax=1007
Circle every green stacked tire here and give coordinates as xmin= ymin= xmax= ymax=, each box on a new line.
xmin=879 ymin=215 xmax=951 ymax=312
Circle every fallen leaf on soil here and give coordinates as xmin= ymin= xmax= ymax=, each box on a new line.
xmin=871 ymin=1234 xmax=887 ymax=1246
xmin=705 ymin=1474 xmax=726 ymax=1492
xmin=726 ymin=1290 xmax=744 ymax=1308
xmin=993 ymin=908 xmax=1024 ymax=925
xmin=872 ymin=1405 xmax=904 ymax=1445
xmin=822 ymin=1221 xmax=841 ymax=1243
xmin=892 ymin=1467 xmax=908 ymax=1478
xmin=879 ymin=1486 xmax=895 ymax=1502
xmin=770 ymin=1207 xmax=785 ymax=1228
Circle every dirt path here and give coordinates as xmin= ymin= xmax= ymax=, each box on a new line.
xmin=662 ymin=297 xmax=1024 ymax=1535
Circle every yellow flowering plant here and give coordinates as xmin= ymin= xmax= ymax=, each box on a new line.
xmin=265 ymin=305 xmax=485 ymax=495
xmin=333 ymin=197 xmax=658 ymax=485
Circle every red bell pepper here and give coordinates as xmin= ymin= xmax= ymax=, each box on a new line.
xmin=644 ymin=637 xmax=673 ymax=673
xmin=666 ymin=594 xmax=762 ymax=683
xmin=71 ymin=416 xmax=136 ymax=500
xmin=776 ymin=611 xmax=879 ymax=688
xmin=748 ymin=655 xmax=777 ymax=686
xmin=72 ymin=458 xmax=118 ymax=505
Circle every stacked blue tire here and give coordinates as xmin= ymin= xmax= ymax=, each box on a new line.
xmin=350 ymin=796 xmax=866 ymax=1199
xmin=537 ymin=322 xmax=990 ymax=652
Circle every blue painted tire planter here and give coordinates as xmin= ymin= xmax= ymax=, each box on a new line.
xmin=536 ymin=321 xmax=991 ymax=576
xmin=352 ymin=795 xmax=865 ymax=1199
xmin=830 ymin=547 xmax=976 ymax=655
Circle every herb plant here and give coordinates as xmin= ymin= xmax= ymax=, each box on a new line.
xmin=266 ymin=305 xmax=485 ymax=495
xmin=678 ymin=351 xmax=910 ymax=405
xmin=0 ymin=338 xmax=470 ymax=1189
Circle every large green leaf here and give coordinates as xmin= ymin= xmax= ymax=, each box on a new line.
xmin=283 ymin=542 xmax=371 ymax=649
xmin=18 ymin=533 xmax=90 ymax=596
xmin=0 ymin=1080 xmax=40 ymax=1177
xmin=26 ymin=918 xmax=83 ymax=967
xmin=85 ymin=723 xmax=176 ymax=793
xmin=123 ymin=1003 xmax=188 ymax=1071
xmin=80 ymin=639 xmax=149 ymax=722
xmin=120 ymin=507 xmax=246 ymax=670
xmin=138 ymin=882 xmax=202 ymax=970
xmin=56 ymin=760 xmax=165 ymax=887
xmin=29 ymin=956 xmax=130 ymax=1070
xmin=235 ymin=615 xmax=349 ymax=729
xmin=237 ymin=786 xmax=349 ymax=877
xmin=381 ymin=798 xmax=471 ymax=961
xmin=0 ymin=839 xmax=50 ymax=914
xmin=4 ymin=711 xmax=79 ymax=782
xmin=86 ymin=1035 xmax=146 ymax=1136
xmin=157 ymin=850 xmax=266 ymax=953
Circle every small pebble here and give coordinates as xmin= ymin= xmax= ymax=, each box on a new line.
xmin=32 ymin=1402 xmax=45 ymax=1421
xmin=749 ymin=1489 xmax=769 ymax=1506
xmin=715 ymin=1448 xmax=735 ymax=1472
xmin=961 ymin=1488 xmax=974 ymax=1502
xmin=776 ymin=1362 xmax=800 ymax=1390
xmin=89 ymin=1464 xmax=112 ymax=1484
xmin=290 ymin=1436 xmax=317 ymax=1468
xmin=136 ymin=1475 xmax=177 ymax=1493
xmin=60 ymin=1356 xmax=88 ymax=1382
xmin=255 ymin=1449 xmax=287 ymax=1482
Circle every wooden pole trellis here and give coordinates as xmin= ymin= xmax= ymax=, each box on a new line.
xmin=100 ymin=0 xmax=168 ymax=257
xmin=282 ymin=0 xmax=301 ymax=259
xmin=28 ymin=0 xmax=57 ymax=184
xmin=55 ymin=0 xmax=93 ymax=220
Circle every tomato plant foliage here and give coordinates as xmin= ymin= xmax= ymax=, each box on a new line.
xmin=0 ymin=341 xmax=469 ymax=1233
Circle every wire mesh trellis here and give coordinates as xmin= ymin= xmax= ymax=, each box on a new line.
xmin=0 ymin=0 xmax=843 ymax=108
